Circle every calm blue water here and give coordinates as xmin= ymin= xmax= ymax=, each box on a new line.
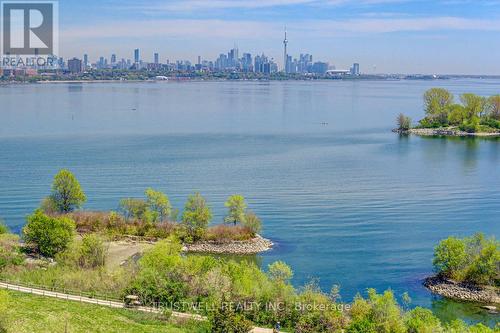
xmin=0 ymin=80 xmax=499 ymax=325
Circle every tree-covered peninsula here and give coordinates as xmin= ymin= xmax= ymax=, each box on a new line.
xmin=396 ymin=88 xmax=500 ymax=136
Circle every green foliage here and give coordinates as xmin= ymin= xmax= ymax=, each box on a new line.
xmin=423 ymin=88 xmax=454 ymax=126
xmin=396 ymin=113 xmax=412 ymax=130
xmin=268 ymin=261 xmax=294 ymax=283
xmin=119 ymin=198 xmax=149 ymax=221
xmin=418 ymin=90 xmax=500 ymax=133
xmin=405 ymin=307 xmax=442 ymax=333
xmin=348 ymin=289 xmax=405 ymax=333
xmin=0 ymin=220 xmax=8 ymax=235
xmin=50 ymin=169 xmax=87 ymax=213
xmin=23 ymin=210 xmax=76 ymax=257
xmin=224 ymin=195 xmax=247 ymax=225
xmin=210 ymin=300 xmax=254 ymax=333
xmin=433 ymin=233 xmax=500 ymax=285
xmin=487 ymin=95 xmax=500 ymax=120
xmin=460 ymin=93 xmax=487 ymax=119
xmin=181 ymin=193 xmax=212 ymax=242
xmin=243 ymin=211 xmax=262 ymax=235
xmin=145 ymin=188 xmax=172 ymax=223
xmin=447 ymin=104 xmax=467 ymax=126
xmin=78 ymin=234 xmax=107 ymax=268
xmin=0 ymin=234 xmax=24 ymax=269
xmin=433 ymin=236 xmax=468 ymax=280
xmin=39 ymin=196 xmax=58 ymax=214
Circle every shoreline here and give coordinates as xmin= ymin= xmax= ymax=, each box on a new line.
xmin=393 ymin=128 xmax=500 ymax=137
xmin=424 ymin=276 xmax=500 ymax=307
xmin=183 ymin=234 xmax=274 ymax=255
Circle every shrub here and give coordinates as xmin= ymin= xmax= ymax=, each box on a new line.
xmin=23 ymin=210 xmax=76 ymax=257
xmin=0 ymin=234 xmax=24 ymax=269
xmin=210 ymin=299 xmax=254 ymax=333
xmin=268 ymin=261 xmax=293 ymax=283
xmin=0 ymin=220 xmax=8 ymax=235
xmin=396 ymin=113 xmax=411 ymax=131
xmin=405 ymin=307 xmax=442 ymax=333
xmin=203 ymin=225 xmax=254 ymax=242
xmin=78 ymin=234 xmax=107 ymax=268
xmin=243 ymin=211 xmax=262 ymax=235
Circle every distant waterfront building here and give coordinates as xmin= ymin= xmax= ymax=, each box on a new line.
xmin=154 ymin=53 xmax=159 ymax=64
xmin=312 ymin=61 xmax=329 ymax=74
xmin=350 ymin=63 xmax=360 ymax=76
xmin=111 ymin=54 xmax=117 ymax=65
xmin=134 ymin=49 xmax=140 ymax=64
xmin=68 ymin=58 xmax=83 ymax=73
xmin=83 ymin=54 xmax=88 ymax=69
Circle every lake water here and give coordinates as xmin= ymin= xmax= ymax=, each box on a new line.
xmin=0 ymin=80 xmax=499 ymax=325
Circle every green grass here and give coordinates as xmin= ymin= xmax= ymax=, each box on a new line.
xmin=1 ymin=291 xmax=209 ymax=333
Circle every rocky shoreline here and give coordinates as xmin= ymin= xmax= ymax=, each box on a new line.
xmin=424 ymin=276 xmax=500 ymax=307
xmin=393 ymin=128 xmax=500 ymax=137
xmin=183 ymin=234 xmax=273 ymax=255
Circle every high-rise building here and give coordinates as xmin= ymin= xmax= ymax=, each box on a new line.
xmin=83 ymin=54 xmax=88 ymax=69
xmin=350 ymin=63 xmax=360 ymax=76
xmin=154 ymin=53 xmax=159 ymax=64
xmin=68 ymin=58 xmax=82 ymax=73
xmin=312 ymin=62 xmax=329 ymax=74
xmin=111 ymin=54 xmax=117 ymax=64
xmin=134 ymin=49 xmax=140 ymax=64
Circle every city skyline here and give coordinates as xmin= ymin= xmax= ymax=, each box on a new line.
xmin=56 ymin=0 xmax=500 ymax=75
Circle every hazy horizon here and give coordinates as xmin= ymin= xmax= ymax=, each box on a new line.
xmin=52 ymin=0 xmax=500 ymax=75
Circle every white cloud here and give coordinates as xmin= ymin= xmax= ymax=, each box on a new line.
xmin=61 ymin=16 xmax=500 ymax=41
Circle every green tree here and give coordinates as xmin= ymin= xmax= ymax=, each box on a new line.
xmin=224 ymin=195 xmax=247 ymax=225
xmin=447 ymin=104 xmax=467 ymax=126
xmin=433 ymin=236 xmax=467 ymax=280
xmin=182 ymin=193 xmax=212 ymax=241
xmin=460 ymin=93 xmax=487 ymax=119
xmin=268 ymin=261 xmax=293 ymax=283
xmin=243 ymin=211 xmax=262 ymax=235
xmin=119 ymin=198 xmax=148 ymax=221
xmin=50 ymin=169 xmax=86 ymax=213
xmin=405 ymin=307 xmax=442 ymax=333
xmin=23 ymin=210 xmax=76 ymax=257
xmin=396 ymin=113 xmax=411 ymax=131
xmin=145 ymin=188 xmax=172 ymax=223
xmin=424 ymin=88 xmax=454 ymax=124
xmin=487 ymin=95 xmax=500 ymax=120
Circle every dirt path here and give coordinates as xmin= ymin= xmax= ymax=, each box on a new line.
xmin=105 ymin=240 xmax=154 ymax=270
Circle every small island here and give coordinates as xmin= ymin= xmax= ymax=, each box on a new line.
xmin=394 ymin=88 xmax=500 ymax=137
xmin=424 ymin=233 xmax=500 ymax=312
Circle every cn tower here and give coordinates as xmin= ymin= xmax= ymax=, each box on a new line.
xmin=283 ymin=27 xmax=288 ymax=73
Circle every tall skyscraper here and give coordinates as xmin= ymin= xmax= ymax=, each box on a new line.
xmin=111 ymin=54 xmax=116 ymax=64
xmin=68 ymin=58 xmax=83 ymax=73
xmin=283 ymin=28 xmax=288 ymax=73
xmin=351 ymin=63 xmax=360 ymax=76
xmin=83 ymin=54 xmax=88 ymax=69
xmin=134 ymin=49 xmax=140 ymax=64
xmin=154 ymin=53 xmax=159 ymax=64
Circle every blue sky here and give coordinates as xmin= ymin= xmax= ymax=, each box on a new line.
xmin=59 ymin=0 xmax=500 ymax=74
